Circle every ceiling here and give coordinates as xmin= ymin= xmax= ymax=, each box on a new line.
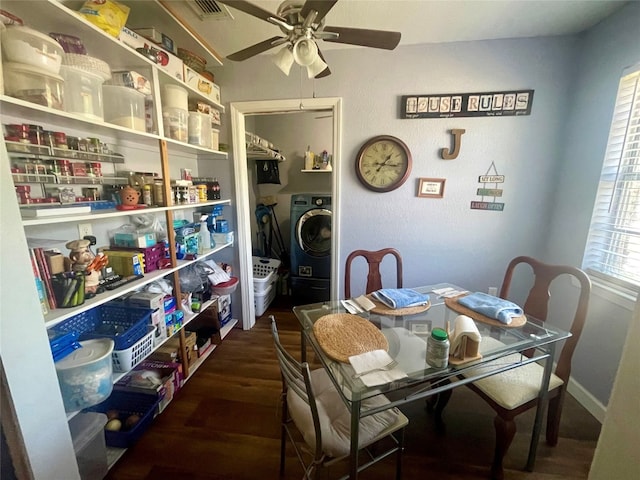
xmin=171 ymin=0 xmax=628 ymax=61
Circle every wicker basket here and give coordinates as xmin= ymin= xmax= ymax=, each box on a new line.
xmin=177 ymin=47 xmax=206 ymax=73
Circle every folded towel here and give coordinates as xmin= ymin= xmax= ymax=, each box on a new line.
xmin=371 ymin=289 xmax=430 ymax=309
xmin=457 ymin=292 xmax=523 ymax=325
xmin=348 ymin=349 xmax=407 ymax=387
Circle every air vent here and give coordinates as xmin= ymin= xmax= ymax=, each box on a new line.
xmin=187 ymin=0 xmax=234 ymax=21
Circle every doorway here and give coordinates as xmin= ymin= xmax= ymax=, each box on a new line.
xmin=230 ymin=98 xmax=343 ymax=329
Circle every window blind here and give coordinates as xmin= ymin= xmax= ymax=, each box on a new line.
xmin=583 ymin=67 xmax=640 ymax=292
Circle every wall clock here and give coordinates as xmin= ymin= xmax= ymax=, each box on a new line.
xmin=355 ymin=135 xmax=412 ymax=192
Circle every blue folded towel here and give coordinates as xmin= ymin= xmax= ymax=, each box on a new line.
xmin=457 ymin=292 xmax=523 ymax=325
xmin=371 ymin=289 xmax=430 ymax=309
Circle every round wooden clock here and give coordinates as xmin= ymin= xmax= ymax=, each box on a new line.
xmin=355 ymin=135 xmax=412 ymax=192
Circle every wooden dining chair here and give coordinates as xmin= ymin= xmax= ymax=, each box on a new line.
xmin=446 ymin=256 xmax=591 ymax=479
xmin=344 ymin=248 xmax=403 ymax=298
xmin=270 ymin=316 xmax=408 ymax=479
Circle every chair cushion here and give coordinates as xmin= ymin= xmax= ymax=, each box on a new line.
xmin=463 ymin=336 xmax=564 ymax=410
xmin=287 ymin=368 xmax=401 ymax=458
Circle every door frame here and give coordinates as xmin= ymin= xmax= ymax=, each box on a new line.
xmin=230 ymin=97 xmax=343 ymax=329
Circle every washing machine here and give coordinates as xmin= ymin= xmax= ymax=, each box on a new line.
xmin=290 ymin=194 xmax=332 ymax=303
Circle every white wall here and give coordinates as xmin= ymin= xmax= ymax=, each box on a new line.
xmin=211 ymin=0 xmax=640 ymax=410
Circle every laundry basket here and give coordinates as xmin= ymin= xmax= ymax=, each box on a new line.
xmin=252 ymin=256 xmax=280 ymax=294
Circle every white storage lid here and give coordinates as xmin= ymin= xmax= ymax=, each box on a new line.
xmin=2 ymin=25 xmax=64 ymax=53
xmin=3 ymin=62 xmax=64 ymax=81
xmin=60 ymin=64 xmax=105 ymax=82
xmin=55 ymin=338 xmax=114 ymax=370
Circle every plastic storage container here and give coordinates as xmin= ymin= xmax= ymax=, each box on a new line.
xmin=1 ymin=25 xmax=64 ymax=73
xmin=255 ymin=282 xmax=277 ymax=317
xmin=86 ymin=391 xmax=162 ymax=448
xmin=55 ymin=338 xmax=114 ymax=412
xmin=253 ymin=256 xmax=281 ymax=293
xmin=102 ymin=85 xmax=146 ymax=131
xmin=68 ymin=412 xmax=108 ymax=480
xmin=162 ymin=107 xmax=188 ymax=142
xmin=162 ymin=84 xmax=188 ymax=110
xmin=188 ymin=111 xmax=212 ymax=148
xmin=2 ymin=62 xmax=64 ymax=110
xmin=60 ymin=65 xmax=105 ymax=121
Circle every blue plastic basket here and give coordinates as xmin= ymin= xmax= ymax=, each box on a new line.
xmin=85 ymin=391 xmax=161 ymax=448
xmin=54 ymin=304 xmax=152 ymax=350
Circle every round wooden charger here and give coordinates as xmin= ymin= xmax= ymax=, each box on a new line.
xmin=312 ymin=313 xmax=389 ymax=363
xmin=365 ymin=294 xmax=431 ymax=316
xmin=444 ymin=295 xmax=527 ymax=328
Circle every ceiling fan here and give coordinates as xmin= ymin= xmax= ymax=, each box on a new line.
xmin=217 ymin=0 xmax=401 ymax=78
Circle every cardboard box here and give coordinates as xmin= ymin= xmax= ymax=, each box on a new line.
xmin=156 ymin=47 xmax=184 ymax=82
xmin=110 ymin=70 xmax=152 ymax=95
xmin=114 ymin=360 xmax=182 ymax=413
xmin=112 ymin=232 xmax=157 ymax=248
xmin=212 ymin=294 xmax=232 ymax=326
xmin=188 ymin=100 xmax=221 ymax=125
xmin=184 ymin=65 xmax=220 ymax=103
xmin=118 ymin=26 xmax=147 ymax=50
xmin=100 ymin=249 xmax=143 ymax=276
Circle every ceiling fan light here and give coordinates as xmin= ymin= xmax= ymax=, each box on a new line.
xmin=273 ymin=45 xmax=294 ymax=75
xmin=306 ymin=55 xmax=328 ymax=78
xmin=292 ymin=38 xmax=318 ymax=67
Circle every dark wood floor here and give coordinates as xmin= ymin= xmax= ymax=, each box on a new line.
xmin=105 ymin=296 xmax=601 ymax=480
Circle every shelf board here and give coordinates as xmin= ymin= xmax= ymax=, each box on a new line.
xmin=301 ymin=169 xmax=332 ymax=173
xmin=22 ymin=199 xmax=231 ymax=226
xmin=2 ymin=96 xmax=228 ymax=160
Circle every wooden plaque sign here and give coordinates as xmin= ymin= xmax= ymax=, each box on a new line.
xmin=401 ymin=90 xmax=534 ymax=119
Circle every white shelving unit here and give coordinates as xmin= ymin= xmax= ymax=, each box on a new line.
xmin=0 ymin=1 xmax=236 ymax=478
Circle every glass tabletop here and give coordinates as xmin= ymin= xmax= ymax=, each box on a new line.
xmin=293 ymin=283 xmax=571 ymax=402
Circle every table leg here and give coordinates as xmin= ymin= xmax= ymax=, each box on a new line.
xmin=349 ymin=399 xmax=361 ymax=479
xmin=301 ymin=330 xmax=307 ymax=362
xmin=526 ymin=343 xmax=556 ymax=471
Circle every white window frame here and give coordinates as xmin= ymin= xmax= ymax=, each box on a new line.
xmin=582 ymin=64 xmax=640 ymax=301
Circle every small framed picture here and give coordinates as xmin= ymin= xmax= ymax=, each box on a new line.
xmin=418 ymin=178 xmax=446 ymax=198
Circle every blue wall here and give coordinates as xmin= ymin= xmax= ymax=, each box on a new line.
xmin=214 ymin=1 xmax=640 ymax=408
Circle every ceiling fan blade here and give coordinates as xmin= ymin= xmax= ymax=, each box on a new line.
xmin=300 ymin=0 xmax=339 ymax=23
xmin=315 ymin=49 xmax=331 ymax=78
xmin=323 ymin=26 xmax=401 ymax=50
xmin=217 ymin=0 xmax=287 ymax=24
xmin=227 ymin=36 xmax=287 ymax=61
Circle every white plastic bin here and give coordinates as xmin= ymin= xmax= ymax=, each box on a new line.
xmin=255 ymin=282 xmax=277 ymax=317
xmin=68 ymin=412 xmax=108 ymax=480
xmin=60 ymin=65 xmax=105 ymax=121
xmin=162 ymin=84 xmax=188 ymax=110
xmin=55 ymin=338 xmax=114 ymax=412
xmin=102 ymin=85 xmax=146 ymax=132
xmin=252 ymin=256 xmax=280 ymax=293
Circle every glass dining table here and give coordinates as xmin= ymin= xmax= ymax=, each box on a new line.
xmin=293 ymin=283 xmax=571 ymax=479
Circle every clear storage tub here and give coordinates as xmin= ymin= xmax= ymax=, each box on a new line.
xmin=2 ymin=62 xmax=64 ymax=110
xmin=60 ymin=65 xmax=105 ymax=121
xmin=162 ymin=107 xmax=188 ymax=142
xmin=68 ymin=412 xmax=108 ymax=480
xmin=188 ymin=111 xmax=212 ymax=148
xmin=102 ymin=85 xmax=146 ymax=132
